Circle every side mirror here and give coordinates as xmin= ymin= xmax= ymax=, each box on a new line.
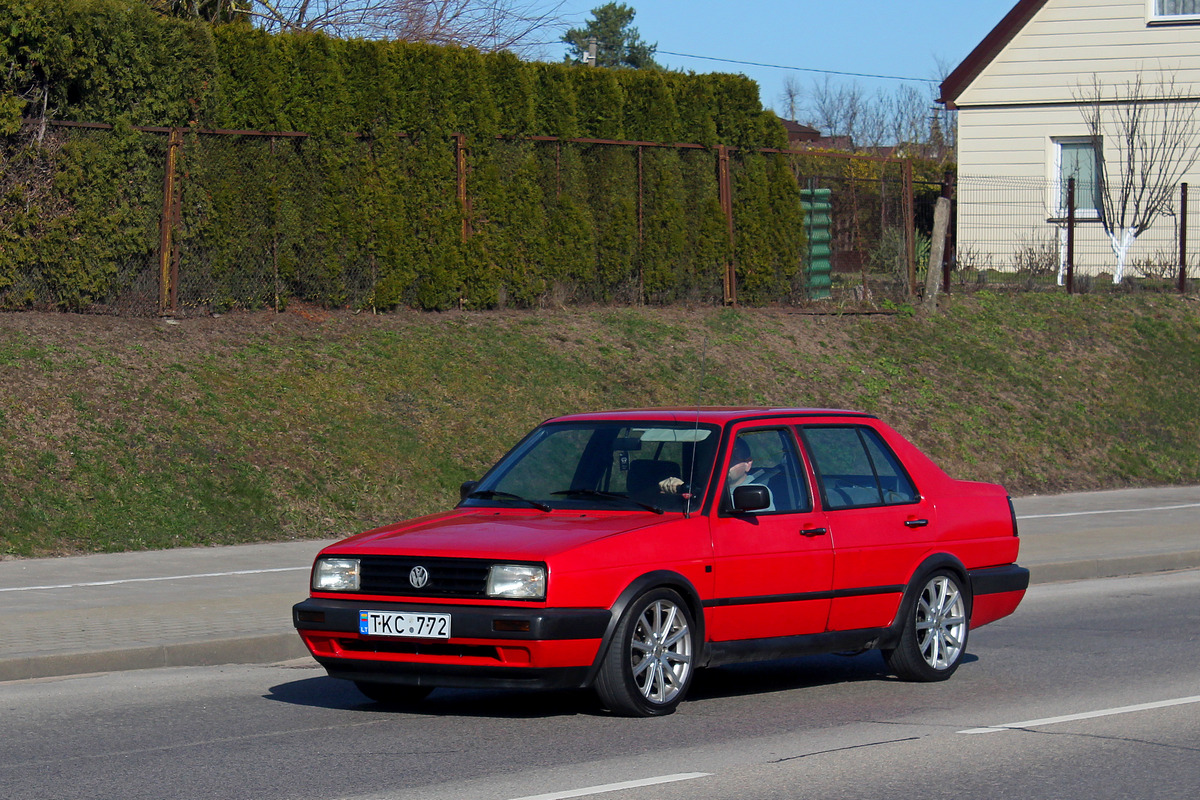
xmin=459 ymin=480 xmax=479 ymax=502
xmin=732 ymin=484 xmax=771 ymax=513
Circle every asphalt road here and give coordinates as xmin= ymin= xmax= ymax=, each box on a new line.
xmin=3 ymin=485 xmax=1198 ymax=683
xmin=4 ymin=568 xmax=1198 ymax=800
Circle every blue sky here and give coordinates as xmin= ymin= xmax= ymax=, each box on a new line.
xmin=548 ymin=1 xmax=1018 ymax=118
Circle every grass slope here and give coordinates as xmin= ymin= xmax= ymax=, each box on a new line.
xmin=2 ymin=293 xmax=1198 ymax=557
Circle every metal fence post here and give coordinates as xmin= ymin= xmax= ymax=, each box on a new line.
xmin=717 ymin=145 xmax=736 ymax=305
xmin=941 ymin=173 xmax=954 ymax=295
xmin=455 ymin=132 xmax=471 ymax=242
xmin=1066 ymin=178 xmax=1076 ymax=295
xmin=1180 ymin=183 xmax=1189 ymax=294
xmin=902 ymin=160 xmax=915 ymax=296
xmin=158 ymin=127 xmax=183 ymax=315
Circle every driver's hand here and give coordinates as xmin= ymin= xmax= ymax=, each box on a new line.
xmin=728 ymin=459 xmax=753 ymax=482
xmin=658 ymin=476 xmax=684 ymax=494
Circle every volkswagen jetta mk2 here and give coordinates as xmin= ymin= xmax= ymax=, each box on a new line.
xmin=293 ymin=408 xmax=1028 ymax=716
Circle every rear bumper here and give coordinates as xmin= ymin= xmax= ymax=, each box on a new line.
xmin=967 ymin=564 xmax=1029 ymax=629
xmin=293 ymin=597 xmax=610 ymax=691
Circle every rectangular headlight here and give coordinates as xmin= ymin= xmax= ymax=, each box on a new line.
xmin=487 ymin=564 xmax=546 ymax=600
xmin=312 ymin=557 xmax=360 ymax=592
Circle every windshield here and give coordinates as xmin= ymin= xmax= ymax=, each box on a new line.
xmin=463 ymin=421 xmax=720 ymax=514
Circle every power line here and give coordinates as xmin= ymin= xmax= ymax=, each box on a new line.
xmin=655 ymin=50 xmax=938 ymax=83
xmin=543 ymin=37 xmax=938 ymax=84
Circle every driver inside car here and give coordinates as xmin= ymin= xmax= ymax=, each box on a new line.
xmin=658 ymin=436 xmax=773 ymax=508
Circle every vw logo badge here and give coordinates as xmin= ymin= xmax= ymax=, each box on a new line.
xmin=408 ymin=566 xmax=430 ymax=589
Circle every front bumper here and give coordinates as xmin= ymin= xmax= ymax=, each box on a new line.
xmin=293 ymin=597 xmax=611 ymax=691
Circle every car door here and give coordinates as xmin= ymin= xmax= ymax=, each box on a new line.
xmin=706 ymin=425 xmax=834 ymax=642
xmin=798 ymin=423 xmax=936 ymax=632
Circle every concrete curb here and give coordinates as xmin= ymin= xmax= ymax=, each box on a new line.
xmin=1027 ymin=550 xmax=1200 ymax=585
xmin=0 ymin=633 xmax=310 ymax=683
xmin=5 ymin=554 xmax=1198 ymax=684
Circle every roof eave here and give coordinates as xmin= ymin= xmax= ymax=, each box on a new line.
xmin=938 ymin=0 xmax=1049 ymax=108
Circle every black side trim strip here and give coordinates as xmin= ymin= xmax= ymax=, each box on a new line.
xmin=702 ymin=584 xmax=905 ymax=609
xmin=969 ymin=564 xmax=1030 ymax=596
xmin=703 ymin=627 xmax=890 ymax=667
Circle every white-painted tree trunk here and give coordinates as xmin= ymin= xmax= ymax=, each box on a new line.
xmin=1056 ymin=226 xmax=1068 ymax=286
xmin=1108 ymin=227 xmax=1137 ymax=283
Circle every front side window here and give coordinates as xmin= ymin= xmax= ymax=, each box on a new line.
xmin=722 ymin=428 xmax=810 ymax=514
xmin=801 ymin=426 xmax=918 ymax=510
xmin=1054 ymin=138 xmax=1102 ymax=217
xmin=1150 ymin=1 xmax=1200 ymax=21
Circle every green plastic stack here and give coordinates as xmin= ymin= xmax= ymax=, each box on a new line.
xmin=800 ymin=188 xmax=832 ymax=300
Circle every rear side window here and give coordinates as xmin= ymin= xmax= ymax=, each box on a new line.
xmin=801 ymin=426 xmax=918 ymax=509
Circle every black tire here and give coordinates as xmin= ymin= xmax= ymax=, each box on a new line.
xmin=595 ymin=588 xmax=697 ymax=717
xmin=884 ymin=570 xmax=970 ymax=682
xmin=353 ymin=681 xmax=433 ymax=707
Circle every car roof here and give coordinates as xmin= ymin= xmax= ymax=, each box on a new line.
xmin=544 ymin=407 xmax=877 ymax=425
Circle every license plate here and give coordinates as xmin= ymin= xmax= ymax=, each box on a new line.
xmin=359 ymin=610 xmax=451 ymax=639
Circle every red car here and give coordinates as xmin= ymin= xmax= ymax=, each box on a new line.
xmin=293 ymin=408 xmax=1027 ymax=716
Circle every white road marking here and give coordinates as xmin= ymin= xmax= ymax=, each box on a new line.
xmin=0 ymin=567 xmax=309 ymax=593
xmin=505 ymin=773 xmax=711 ymax=800
xmin=959 ymin=695 xmax=1200 ymax=734
xmin=1017 ymin=502 xmax=1200 ymax=520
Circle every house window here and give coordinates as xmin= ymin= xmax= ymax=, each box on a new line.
xmin=1054 ymin=138 xmax=1102 ymax=217
xmin=1150 ymin=0 xmax=1200 ymax=21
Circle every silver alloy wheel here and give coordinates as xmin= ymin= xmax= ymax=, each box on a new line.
xmin=914 ymin=574 xmax=967 ymax=670
xmin=630 ymin=597 xmax=693 ymax=704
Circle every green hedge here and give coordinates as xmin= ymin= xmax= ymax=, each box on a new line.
xmin=1 ymin=0 xmax=805 ymax=311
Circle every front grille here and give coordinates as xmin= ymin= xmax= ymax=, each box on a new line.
xmin=357 ymin=555 xmax=492 ymax=598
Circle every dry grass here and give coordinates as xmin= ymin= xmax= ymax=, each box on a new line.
xmin=3 ymin=293 xmax=1199 ymax=557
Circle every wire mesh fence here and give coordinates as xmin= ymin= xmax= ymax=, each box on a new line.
xmin=954 ymin=174 xmax=1197 ymax=292
xmin=5 ymin=121 xmax=1193 ymax=317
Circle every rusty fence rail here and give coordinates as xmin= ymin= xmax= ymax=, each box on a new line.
xmin=2 ymin=119 xmax=963 ymax=315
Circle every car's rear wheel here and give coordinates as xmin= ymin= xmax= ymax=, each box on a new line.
xmin=595 ymin=588 xmax=696 ymax=717
xmin=884 ymin=571 xmax=969 ymax=682
xmin=353 ymin=681 xmax=433 ymax=707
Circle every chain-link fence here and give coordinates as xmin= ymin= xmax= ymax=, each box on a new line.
xmin=4 ymin=121 xmax=941 ymax=315
xmin=14 ymin=121 xmax=1191 ymax=317
xmin=953 ymin=175 xmax=1198 ymax=292
xmin=785 ymin=150 xmax=943 ymax=303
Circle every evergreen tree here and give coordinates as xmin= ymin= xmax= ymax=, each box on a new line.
xmin=563 ymin=3 xmax=658 ymax=70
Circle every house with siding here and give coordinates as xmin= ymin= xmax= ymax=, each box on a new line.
xmin=939 ymin=0 xmax=1200 ymax=283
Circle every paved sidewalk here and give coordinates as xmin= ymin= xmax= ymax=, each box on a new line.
xmin=2 ymin=486 xmax=1198 ymax=683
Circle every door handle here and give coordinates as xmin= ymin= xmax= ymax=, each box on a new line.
xmin=904 ymin=518 xmax=929 ymax=528
xmin=800 ymin=527 xmax=828 ymax=537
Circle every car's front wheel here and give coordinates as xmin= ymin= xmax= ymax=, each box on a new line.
xmin=884 ymin=571 xmax=969 ymax=681
xmin=595 ymin=588 xmax=696 ymax=717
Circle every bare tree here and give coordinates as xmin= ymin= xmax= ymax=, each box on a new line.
xmin=239 ymin=1 xmax=564 ymax=53
xmin=784 ymin=71 xmax=954 ymax=161
xmin=777 ymin=75 xmax=803 ymax=123
xmin=1075 ymin=71 xmax=1200 ymax=283
xmin=805 ymin=75 xmax=865 ymax=144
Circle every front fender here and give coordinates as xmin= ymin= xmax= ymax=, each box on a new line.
xmin=583 ymin=570 xmax=707 ymax=686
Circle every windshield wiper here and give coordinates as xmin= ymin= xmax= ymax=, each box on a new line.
xmin=466 ymin=490 xmax=552 ymax=512
xmin=551 ymin=489 xmax=664 ymax=515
